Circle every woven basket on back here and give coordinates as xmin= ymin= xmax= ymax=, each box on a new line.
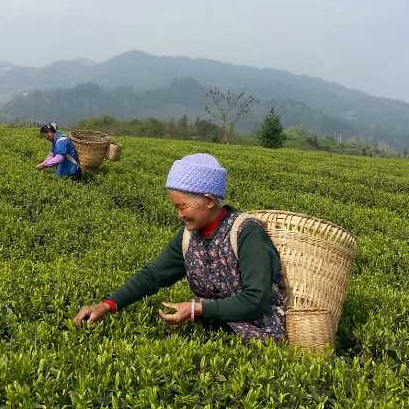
xmin=250 ymin=210 xmax=356 ymax=347
xmin=69 ymin=130 xmax=110 ymax=171
xmin=105 ymin=143 xmax=122 ymax=161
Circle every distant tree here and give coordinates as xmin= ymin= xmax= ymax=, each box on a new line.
xmin=77 ymin=115 xmax=118 ymax=131
xmin=178 ymin=115 xmax=189 ymax=139
xmin=139 ymin=117 xmax=164 ymax=138
xmin=194 ymin=117 xmax=223 ymax=143
xmin=258 ymin=108 xmax=285 ymax=148
xmin=75 ymin=115 xmax=226 ymax=142
xmin=306 ymin=134 xmax=319 ymax=148
xmin=163 ymin=119 xmax=174 ymax=138
xmin=205 ymin=87 xmax=258 ymax=144
xmin=100 ymin=115 xmax=117 ymax=126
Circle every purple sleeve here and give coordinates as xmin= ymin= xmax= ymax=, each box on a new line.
xmin=43 ymin=154 xmax=65 ymax=168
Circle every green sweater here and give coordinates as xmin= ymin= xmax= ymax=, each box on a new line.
xmin=110 ymin=215 xmax=280 ymax=322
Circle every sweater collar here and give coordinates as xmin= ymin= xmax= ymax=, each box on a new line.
xmin=200 ymin=206 xmax=228 ymax=238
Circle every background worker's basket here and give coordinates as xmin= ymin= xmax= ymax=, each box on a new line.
xmin=251 ymin=210 xmax=356 ymax=348
xmin=105 ymin=143 xmax=122 ymax=161
xmin=69 ymin=130 xmax=110 ymax=171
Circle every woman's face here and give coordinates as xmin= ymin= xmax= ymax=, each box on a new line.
xmin=168 ymin=190 xmax=218 ymax=231
xmin=43 ymin=131 xmax=55 ymax=142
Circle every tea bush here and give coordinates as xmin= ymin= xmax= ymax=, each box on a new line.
xmin=0 ymin=125 xmax=408 ymax=408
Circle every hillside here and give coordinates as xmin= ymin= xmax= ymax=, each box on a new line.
xmin=0 ymin=125 xmax=408 ymax=406
xmin=1 ymin=50 xmax=409 ymax=148
xmin=2 ymin=80 xmax=360 ymax=137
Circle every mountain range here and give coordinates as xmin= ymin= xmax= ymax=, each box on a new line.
xmin=1 ymin=50 xmax=408 ymax=148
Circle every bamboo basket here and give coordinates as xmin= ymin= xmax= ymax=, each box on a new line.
xmin=105 ymin=143 xmax=121 ymax=161
xmin=286 ymin=309 xmax=334 ymax=348
xmin=69 ymin=130 xmax=110 ymax=171
xmin=250 ymin=210 xmax=356 ymax=346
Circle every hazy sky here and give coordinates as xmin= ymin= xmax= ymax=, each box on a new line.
xmin=1 ymin=0 xmax=408 ymax=101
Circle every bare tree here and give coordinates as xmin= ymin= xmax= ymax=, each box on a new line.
xmin=205 ymin=87 xmax=259 ymax=144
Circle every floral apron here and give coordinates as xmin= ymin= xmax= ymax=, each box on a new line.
xmin=185 ymin=211 xmax=286 ymax=342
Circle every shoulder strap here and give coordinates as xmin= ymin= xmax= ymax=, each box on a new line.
xmin=229 ymin=213 xmax=254 ymax=259
xmin=182 ymin=228 xmax=192 ymax=258
xmin=181 ymin=213 xmax=258 ymax=260
xmin=55 ymin=136 xmax=68 ymax=145
xmin=66 ymin=153 xmax=79 ymax=167
xmin=55 ymin=137 xmax=79 ymax=166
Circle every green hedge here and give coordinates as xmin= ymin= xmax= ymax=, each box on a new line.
xmin=0 ymin=125 xmax=407 ymax=407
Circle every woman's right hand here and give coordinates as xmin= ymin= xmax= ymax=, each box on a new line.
xmin=73 ymin=302 xmax=110 ymax=327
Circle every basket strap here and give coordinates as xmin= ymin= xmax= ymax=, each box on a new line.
xmin=55 ymin=136 xmax=80 ymax=166
xmin=182 ymin=228 xmax=192 ymax=259
xmin=182 ymin=213 xmax=254 ymax=260
xmin=66 ymin=154 xmax=79 ymax=167
xmin=55 ymin=136 xmax=69 ymax=143
xmin=229 ymin=213 xmax=253 ymax=259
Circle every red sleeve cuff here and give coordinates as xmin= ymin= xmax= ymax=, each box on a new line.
xmin=102 ymin=299 xmax=117 ymax=314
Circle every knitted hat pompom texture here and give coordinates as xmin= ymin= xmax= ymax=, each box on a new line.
xmin=166 ymin=153 xmax=227 ymax=198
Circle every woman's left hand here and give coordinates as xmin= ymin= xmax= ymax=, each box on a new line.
xmin=159 ymin=301 xmax=202 ymax=325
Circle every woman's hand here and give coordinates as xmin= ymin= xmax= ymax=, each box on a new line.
xmin=73 ymin=302 xmax=110 ymax=327
xmin=159 ymin=301 xmax=202 ymax=325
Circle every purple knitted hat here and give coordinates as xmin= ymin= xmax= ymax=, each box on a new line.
xmin=166 ymin=153 xmax=227 ymax=198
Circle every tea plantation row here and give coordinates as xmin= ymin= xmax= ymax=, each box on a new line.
xmin=0 ymin=125 xmax=408 ymax=408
